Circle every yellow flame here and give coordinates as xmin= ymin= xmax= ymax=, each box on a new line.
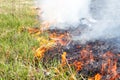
xmin=61 ymin=52 xmax=67 ymax=66
xmin=34 ymin=47 xmax=46 ymax=59
xmin=95 ymin=73 xmax=101 ymax=80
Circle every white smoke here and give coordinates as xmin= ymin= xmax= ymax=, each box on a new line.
xmin=39 ymin=0 xmax=92 ymax=28
xmin=79 ymin=0 xmax=120 ymax=42
xmin=37 ymin=0 xmax=120 ymax=42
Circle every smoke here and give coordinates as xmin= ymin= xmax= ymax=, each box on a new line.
xmin=78 ymin=0 xmax=120 ymax=42
xmin=39 ymin=0 xmax=91 ymax=28
xmin=37 ymin=0 xmax=120 ymax=43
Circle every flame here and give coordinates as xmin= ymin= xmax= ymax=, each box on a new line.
xmin=73 ymin=61 xmax=82 ymax=71
xmin=80 ymin=48 xmax=94 ymax=64
xmin=34 ymin=46 xmax=46 ymax=59
xmin=95 ymin=73 xmax=101 ymax=80
xmin=29 ymin=25 xmax=119 ymax=80
xmin=34 ymin=38 xmax=55 ymax=59
xmin=88 ymin=73 xmax=102 ymax=80
xmin=61 ymin=52 xmax=67 ymax=66
xmin=88 ymin=78 xmax=94 ymax=80
xmin=27 ymin=27 xmax=41 ymax=35
xmin=107 ymin=59 xmax=118 ymax=80
xmin=50 ymin=32 xmax=70 ymax=46
xmin=101 ymin=51 xmax=118 ymax=79
xmin=33 ymin=31 xmax=55 ymax=59
xmin=110 ymin=61 xmax=117 ymax=80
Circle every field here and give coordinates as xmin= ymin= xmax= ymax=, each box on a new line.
xmin=0 ymin=0 xmax=41 ymax=79
xmin=2 ymin=0 xmax=118 ymax=80
xmin=0 ymin=0 xmax=79 ymax=80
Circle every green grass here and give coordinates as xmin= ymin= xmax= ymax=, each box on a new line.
xmin=0 ymin=0 xmax=84 ymax=80
xmin=0 ymin=0 xmax=40 ymax=79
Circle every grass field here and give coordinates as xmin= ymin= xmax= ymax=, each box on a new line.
xmin=0 ymin=0 xmax=41 ymax=79
xmin=0 ymin=0 xmax=80 ymax=80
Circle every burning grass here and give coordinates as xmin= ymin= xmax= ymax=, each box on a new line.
xmin=30 ymin=27 xmax=120 ymax=80
xmin=1 ymin=0 xmax=120 ymax=79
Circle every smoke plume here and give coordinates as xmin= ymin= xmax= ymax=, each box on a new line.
xmin=79 ymin=0 xmax=120 ymax=42
xmin=37 ymin=0 xmax=120 ymax=43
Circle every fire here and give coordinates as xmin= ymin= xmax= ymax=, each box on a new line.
xmin=107 ymin=59 xmax=118 ymax=79
xmin=34 ymin=38 xmax=55 ymax=59
xmin=95 ymin=73 xmax=101 ymax=80
xmin=28 ymin=26 xmax=120 ymax=80
xmin=61 ymin=52 xmax=67 ymax=66
xmin=80 ymin=48 xmax=94 ymax=64
xmin=34 ymin=46 xmax=47 ymax=59
xmin=27 ymin=27 xmax=40 ymax=34
xmin=27 ymin=27 xmax=56 ymax=60
xmin=110 ymin=61 xmax=118 ymax=80
xmin=73 ymin=61 xmax=82 ymax=71
xmin=50 ymin=31 xmax=70 ymax=46
xmin=101 ymin=51 xmax=118 ymax=79
xmin=88 ymin=73 xmax=102 ymax=80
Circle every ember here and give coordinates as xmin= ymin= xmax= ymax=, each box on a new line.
xmin=34 ymin=46 xmax=46 ymax=59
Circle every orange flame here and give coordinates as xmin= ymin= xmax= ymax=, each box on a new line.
xmin=73 ymin=61 xmax=82 ymax=71
xmin=61 ymin=52 xmax=67 ymax=66
xmin=80 ymin=49 xmax=94 ymax=64
xmin=34 ymin=47 xmax=47 ymax=59
xmin=88 ymin=77 xmax=94 ymax=80
xmin=29 ymin=24 xmax=119 ymax=80
xmin=100 ymin=51 xmax=119 ymax=79
xmin=95 ymin=73 xmax=101 ymax=80
xmin=50 ymin=32 xmax=70 ymax=46
xmin=108 ymin=59 xmax=118 ymax=80
xmin=27 ymin=27 xmax=41 ymax=35
xmin=88 ymin=73 xmax=102 ymax=80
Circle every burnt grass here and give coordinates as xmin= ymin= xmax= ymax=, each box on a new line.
xmin=42 ymin=29 xmax=120 ymax=79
